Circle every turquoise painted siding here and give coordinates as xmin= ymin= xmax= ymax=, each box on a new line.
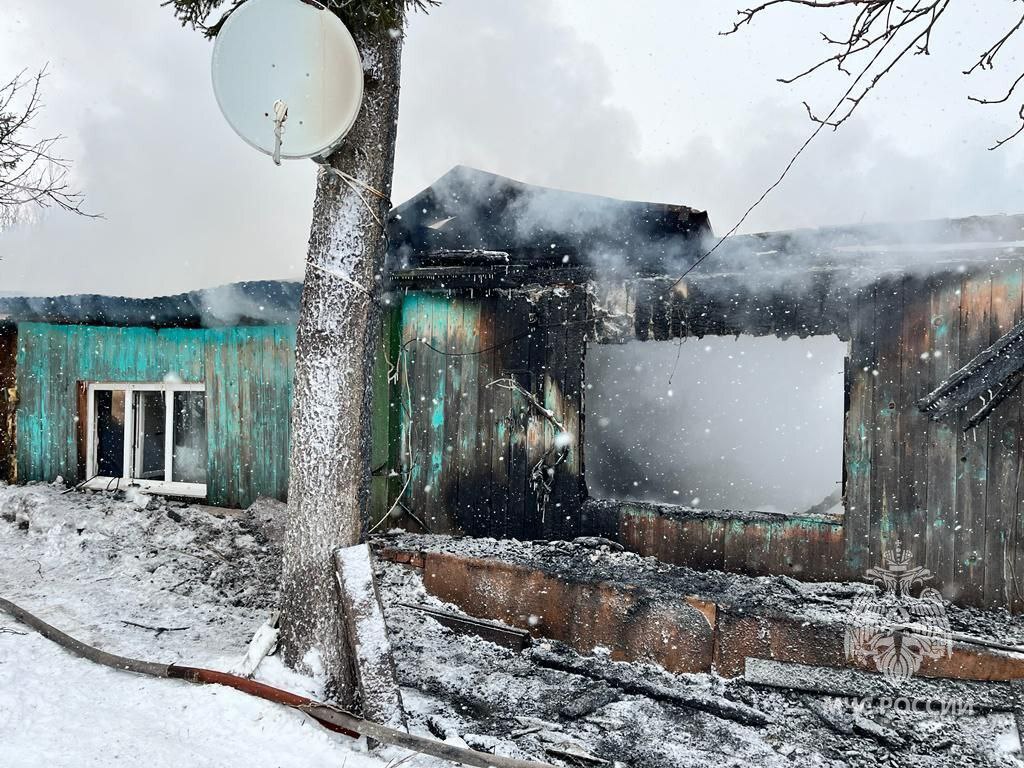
xmin=15 ymin=322 xmax=295 ymax=507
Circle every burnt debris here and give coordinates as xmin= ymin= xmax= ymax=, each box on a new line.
xmin=917 ymin=315 xmax=1024 ymax=430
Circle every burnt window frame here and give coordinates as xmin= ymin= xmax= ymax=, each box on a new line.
xmin=581 ymin=334 xmax=851 ymax=522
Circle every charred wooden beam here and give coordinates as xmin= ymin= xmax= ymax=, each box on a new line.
xmin=400 ymin=602 xmax=532 ymax=651
xmin=917 ymin=315 xmax=1024 ymax=428
xmin=744 ymin=657 xmax=1017 ymax=712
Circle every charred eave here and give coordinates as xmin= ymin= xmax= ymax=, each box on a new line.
xmin=918 ymin=314 xmax=1024 ymax=429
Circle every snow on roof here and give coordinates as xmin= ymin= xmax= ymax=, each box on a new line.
xmin=0 ymin=280 xmax=303 ymax=329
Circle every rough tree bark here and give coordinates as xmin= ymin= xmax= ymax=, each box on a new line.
xmin=279 ymin=17 xmax=404 ymax=704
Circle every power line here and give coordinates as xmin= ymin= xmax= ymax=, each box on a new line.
xmin=661 ymin=0 xmax=920 ymax=299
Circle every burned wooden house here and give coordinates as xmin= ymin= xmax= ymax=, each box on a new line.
xmin=5 ymin=166 xmax=1024 ymax=613
xmin=380 ymin=166 xmax=1024 ymax=612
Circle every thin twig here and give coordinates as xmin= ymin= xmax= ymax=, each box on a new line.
xmin=121 ymin=620 xmax=191 ymax=636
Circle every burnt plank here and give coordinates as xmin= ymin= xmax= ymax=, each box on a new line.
xmin=0 ymin=326 xmax=18 ymax=483
xmin=540 ymin=289 xmax=571 ymax=539
xmin=870 ymin=278 xmax=904 ymax=568
xmin=452 ymin=298 xmax=483 ymax=534
xmin=634 ymin=282 xmax=653 ymax=341
xmin=955 ymin=271 xmax=993 ymax=606
xmin=482 ymin=298 xmax=512 ymax=539
xmin=401 ymin=602 xmax=531 ymax=652
xmin=925 ymin=273 xmax=961 ymax=591
xmin=439 ymin=297 xmax=466 ymax=531
xmin=844 ymin=284 xmax=876 ymax=575
xmin=985 ymin=264 xmax=1023 ymax=607
xmin=473 ymin=298 xmax=500 ymax=536
xmin=898 ymin=275 xmax=933 ymax=570
xmin=524 ymin=293 xmax=549 ymax=538
xmin=503 ymin=295 xmax=532 ymax=540
xmin=559 ymin=286 xmax=588 ymax=534
xmin=403 ymin=293 xmax=433 ymax=530
xmin=651 ymin=289 xmax=672 ymax=341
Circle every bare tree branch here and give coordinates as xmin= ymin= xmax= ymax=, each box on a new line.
xmin=726 ymin=1 xmax=1024 ymax=149
xmin=0 ymin=67 xmax=94 ymax=220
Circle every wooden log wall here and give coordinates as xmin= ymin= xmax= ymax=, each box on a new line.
xmin=396 ymin=288 xmax=586 ymax=538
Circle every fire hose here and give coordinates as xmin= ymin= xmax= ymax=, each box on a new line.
xmin=0 ymin=597 xmax=555 ymax=768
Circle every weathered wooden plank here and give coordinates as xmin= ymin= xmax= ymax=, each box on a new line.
xmin=480 ymin=298 xmax=512 ymax=538
xmin=925 ymin=274 xmax=961 ymax=591
xmin=451 ymin=299 xmax=483 ymax=534
xmin=870 ymin=279 xmax=903 ymax=569
xmin=504 ymin=296 xmax=532 ymax=540
xmin=956 ymin=272 xmax=993 ymax=605
xmin=436 ymin=297 xmax=464 ymax=531
xmin=986 ymin=264 xmax=1023 ymax=607
xmin=898 ymin=275 xmax=933 ymax=570
xmin=402 ymin=294 xmax=433 ymax=529
xmin=844 ymin=285 xmax=876 ymax=575
xmin=426 ymin=295 xmax=451 ymax=531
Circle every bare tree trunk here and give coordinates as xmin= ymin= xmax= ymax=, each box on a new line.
xmin=279 ymin=18 xmax=404 ymax=704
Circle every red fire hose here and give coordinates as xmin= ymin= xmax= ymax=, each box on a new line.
xmin=0 ymin=596 xmax=555 ymax=768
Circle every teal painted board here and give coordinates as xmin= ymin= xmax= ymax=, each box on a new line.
xmin=15 ymin=322 xmax=295 ymax=508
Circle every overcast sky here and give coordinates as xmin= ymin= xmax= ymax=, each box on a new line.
xmin=2 ymin=0 xmax=1024 ymax=297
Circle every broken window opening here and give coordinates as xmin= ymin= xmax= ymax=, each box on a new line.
xmin=584 ymin=335 xmax=847 ymax=518
xmin=172 ymin=391 xmax=207 ymax=484
xmin=94 ymin=389 xmax=125 ymax=478
xmin=84 ymin=382 xmax=207 ymax=497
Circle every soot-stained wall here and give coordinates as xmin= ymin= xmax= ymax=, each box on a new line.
xmin=389 ymin=259 xmax=1024 ymax=612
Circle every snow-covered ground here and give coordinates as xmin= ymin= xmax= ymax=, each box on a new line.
xmin=0 ymin=483 xmax=388 ymax=768
xmin=2 ymin=482 xmax=1023 ymax=767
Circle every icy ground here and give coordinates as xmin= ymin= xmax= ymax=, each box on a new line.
xmin=1 ymin=482 xmax=1022 ymax=767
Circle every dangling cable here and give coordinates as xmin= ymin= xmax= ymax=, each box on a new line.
xmin=271 ymin=99 xmax=288 ymax=166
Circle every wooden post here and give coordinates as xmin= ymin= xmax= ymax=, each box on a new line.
xmin=334 ymin=543 xmax=406 ymax=731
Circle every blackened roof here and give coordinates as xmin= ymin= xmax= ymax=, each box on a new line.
xmin=0 ymin=280 xmax=303 ymax=328
xmin=387 ymin=166 xmax=713 ymax=275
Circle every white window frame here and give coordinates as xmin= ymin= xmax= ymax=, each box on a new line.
xmin=84 ymin=381 xmax=207 ymax=498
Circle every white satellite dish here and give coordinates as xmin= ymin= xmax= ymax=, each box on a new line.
xmin=211 ymin=0 xmax=363 ymax=164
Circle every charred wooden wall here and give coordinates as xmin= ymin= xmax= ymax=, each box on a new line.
xmin=395 ymin=288 xmax=586 ymax=538
xmin=845 ymin=266 xmax=1024 ymax=609
xmin=588 ymin=267 xmax=1024 ymax=609
xmin=390 ymin=263 xmax=1024 ymax=610
xmin=0 ymin=324 xmax=16 ymax=484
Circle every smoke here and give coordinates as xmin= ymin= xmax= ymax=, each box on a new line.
xmin=2 ymin=0 xmax=1024 ymax=302
xmin=585 ymin=335 xmax=847 ymax=515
